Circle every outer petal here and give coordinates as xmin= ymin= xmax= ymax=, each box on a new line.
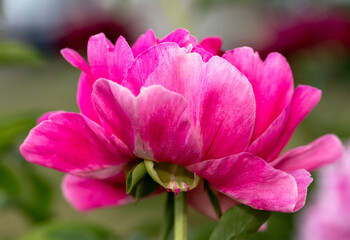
xmin=131 ymin=29 xmax=157 ymax=57
xmin=20 ymin=112 xmax=133 ymax=178
xmin=271 ymin=134 xmax=344 ymax=172
xmin=62 ymin=173 xmax=133 ymax=211
xmin=61 ymin=48 xmax=90 ymax=74
xmin=146 ymin=54 xmax=256 ymax=159
xmin=188 ymin=153 xmax=298 ymax=212
xmin=92 ymin=79 xmax=201 ymax=166
xmin=188 ymin=181 xmax=238 ymax=220
xmin=37 ymin=110 xmax=65 ymax=124
xmin=159 ymin=28 xmax=196 ymax=49
xmin=223 ymin=47 xmax=294 ymax=140
xmin=122 ymin=43 xmax=186 ymax=95
xmin=199 ymin=37 xmax=222 ymax=55
xmin=289 ymin=169 xmax=313 ymax=212
xmin=191 ymin=47 xmax=213 ymax=62
xmin=249 ymin=85 xmax=321 ymax=161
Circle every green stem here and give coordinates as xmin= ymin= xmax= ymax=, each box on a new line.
xmin=174 ymin=192 xmax=187 ymax=240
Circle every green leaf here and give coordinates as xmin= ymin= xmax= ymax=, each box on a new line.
xmin=0 ymin=163 xmax=20 ymax=196
xmin=144 ymin=160 xmax=200 ymax=193
xmin=19 ymin=221 xmax=119 ymax=240
xmin=126 ymin=162 xmax=147 ymax=194
xmin=209 ymin=205 xmax=271 ymax=240
xmin=0 ymin=41 xmax=44 ymax=65
xmin=158 ymin=193 xmax=174 ymax=240
xmin=204 ymin=181 xmax=221 ymax=219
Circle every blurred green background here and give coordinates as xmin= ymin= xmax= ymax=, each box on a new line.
xmin=1 ymin=0 xmax=350 ymax=239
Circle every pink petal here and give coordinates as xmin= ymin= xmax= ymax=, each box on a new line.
xmin=131 ymin=29 xmax=157 ymax=57
xmin=20 ymin=112 xmax=133 ymax=178
xmin=188 ymin=181 xmax=238 ymax=220
xmin=288 ymin=169 xmax=313 ymax=212
xmin=62 ymin=173 xmax=133 ymax=211
xmin=60 ymin=48 xmax=90 ymax=74
xmin=159 ymin=28 xmax=196 ymax=48
xmin=92 ymin=79 xmax=201 ymax=166
xmin=199 ymin=37 xmax=222 ymax=55
xmin=188 ymin=153 xmax=299 ymax=212
xmin=191 ymin=47 xmax=213 ymax=62
xmin=223 ymin=47 xmax=294 ymax=140
xmin=249 ymin=85 xmax=322 ymax=161
xmin=272 ymin=134 xmax=344 ymax=172
xmin=145 ymin=54 xmax=255 ymax=159
xmin=122 ymin=42 xmax=186 ymax=95
xmin=108 ymin=36 xmax=134 ymax=84
xmin=87 ymin=33 xmax=112 ymax=79
xmin=37 ymin=111 xmax=65 ymax=124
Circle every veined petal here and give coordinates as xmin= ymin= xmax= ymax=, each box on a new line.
xmin=289 ymin=169 xmax=313 ymax=212
xmin=223 ymin=47 xmax=294 ymax=140
xmin=131 ymin=29 xmax=157 ymax=57
xmin=20 ymin=112 xmax=133 ymax=178
xmin=272 ymin=134 xmax=344 ymax=172
xmin=199 ymin=37 xmax=222 ymax=55
xmin=188 ymin=153 xmax=299 ymax=212
xmin=146 ymin=54 xmax=256 ymax=159
xmin=62 ymin=173 xmax=133 ymax=211
xmin=191 ymin=47 xmax=213 ymax=62
xmin=61 ymin=48 xmax=90 ymax=74
xmin=37 ymin=111 xmax=65 ymax=124
xmin=122 ymin=42 xmax=186 ymax=95
xmin=159 ymin=28 xmax=195 ymax=48
xmin=92 ymin=79 xmax=201 ymax=166
xmin=249 ymin=85 xmax=321 ymax=161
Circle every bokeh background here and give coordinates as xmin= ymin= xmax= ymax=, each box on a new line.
xmin=1 ymin=0 xmax=350 ymax=239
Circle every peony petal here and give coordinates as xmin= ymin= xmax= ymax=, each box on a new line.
xmin=37 ymin=111 xmax=65 ymax=124
xmin=159 ymin=28 xmax=195 ymax=48
xmin=191 ymin=47 xmax=213 ymax=62
xmin=249 ymin=85 xmax=321 ymax=161
xmin=288 ymin=169 xmax=313 ymax=212
xmin=223 ymin=47 xmax=294 ymax=140
xmin=87 ymin=33 xmax=112 ymax=79
xmin=188 ymin=181 xmax=238 ymax=220
xmin=62 ymin=173 xmax=133 ymax=211
xmin=122 ymin=42 xmax=186 ymax=95
xmin=20 ymin=112 xmax=133 ymax=178
xmin=188 ymin=153 xmax=298 ymax=212
xmin=272 ymin=134 xmax=344 ymax=172
xmin=108 ymin=36 xmax=134 ymax=84
xmin=61 ymin=48 xmax=90 ymax=74
xmin=92 ymin=79 xmax=201 ymax=166
xmin=145 ymin=54 xmax=256 ymax=159
xmin=131 ymin=29 xmax=157 ymax=57
xmin=199 ymin=37 xmax=222 ymax=55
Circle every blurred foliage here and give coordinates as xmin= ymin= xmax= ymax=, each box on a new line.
xmin=0 ymin=42 xmax=44 ymax=65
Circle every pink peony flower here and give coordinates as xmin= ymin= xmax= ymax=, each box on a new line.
xmin=296 ymin=143 xmax=349 ymax=240
xmin=20 ymin=29 xmax=343 ymax=216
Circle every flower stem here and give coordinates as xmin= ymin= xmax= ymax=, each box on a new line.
xmin=174 ymin=191 xmax=187 ymax=240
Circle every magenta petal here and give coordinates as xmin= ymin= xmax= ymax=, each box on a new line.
xmin=20 ymin=112 xmax=133 ymax=178
xmin=289 ymin=169 xmax=313 ymax=212
xmin=92 ymin=79 xmax=201 ymax=165
xmin=122 ymin=42 xmax=186 ymax=95
xmin=37 ymin=111 xmax=65 ymax=124
xmin=160 ymin=28 xmax=195 ymax=48
xmin=249 ymin=85 xmax=322 ymax=161
xmin=272 ymin=134 xmax=344 ymax=172
xmin=87 ymin=33 xmax=111 ymax=79
xmin=61 ymin=48 xmax=90 ymax=74
xmin=199 ymin=37 xmax=222 ymax=55
xmin=191 ymin=47 xmax=213 ymax=62
xmin=188 ymin=153 xmax=298 ymax=212
xmin=131 ymin=29 xmax=157 ymax=57
xmin=223 ymin=47 xmax=294 ymax=140
xmin=62 ymin=174 xmax=133 ymax=211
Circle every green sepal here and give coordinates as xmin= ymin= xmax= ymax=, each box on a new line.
xmin=204 ymin=181 xmax=222 ymax=219
xmin=209 ymin=205 xmax=271 ymax=240
xmin=144 ymin=160 xmax=200 ymax=194
xmin=129 ymin=175 xmax=159 ymax=204
xmin=126 ymin=162 xmax=147 ymax=194
xmin=158 ymin=193 xmax=174 ymax=240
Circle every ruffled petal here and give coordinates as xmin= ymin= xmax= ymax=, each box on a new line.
xmin=223 ymin=47 xmax=294 ymax=140
xmin=20 ymin=112 xmax=133 ymax=178
xmin=249 ymin=85 xmax=321 ymax=161
xmin=199 ymin=37 xmax=222 ymax=55
xmin=188 ymin=153 xmax=299 ymax=212
xmin=160 ymin=28 xmax=196 ymax=49
xmin=145 ymin=54 xmax=256 ymax=159
xmin=62 ymin=173 xmax=133 ymax=211
xmin=272 ymin=134 xmax=344 ymax=172
xmin=122 ymin=43 xmax=186 ymax=95
xmin=132 ymin=29 xmax=157 ymax=57
xmin=92 ymin=79 xmax=201 ymax=166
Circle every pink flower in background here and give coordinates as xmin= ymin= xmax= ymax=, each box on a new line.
xmin=20 ymin=29 xmax=343 ymax=216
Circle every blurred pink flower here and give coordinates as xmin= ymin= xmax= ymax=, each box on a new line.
xmin=20 ymin=29 xmax=343 ymax=216
xmin=297 ymin=143 xmax=349 ymax=240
